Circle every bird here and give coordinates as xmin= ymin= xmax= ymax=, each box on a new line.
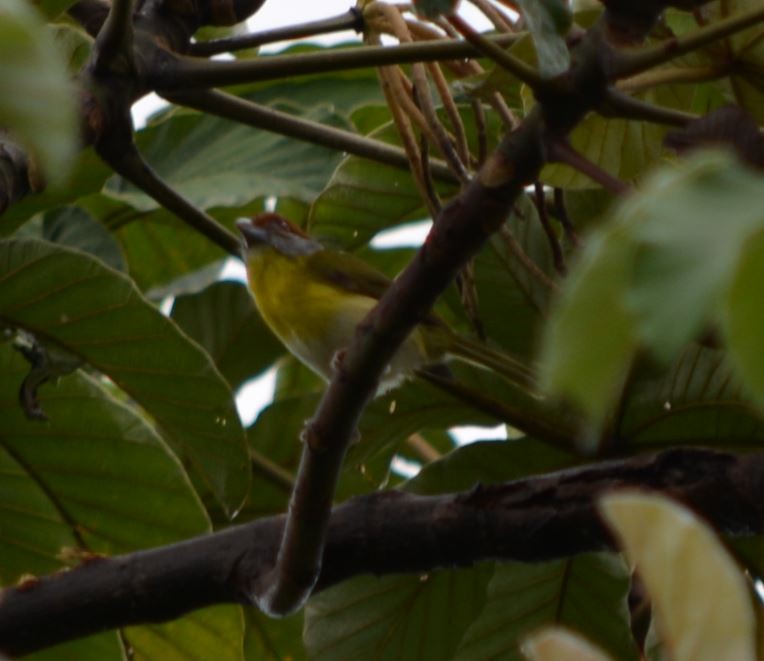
xmin=236 ymin=213 xmax=534 ymax=394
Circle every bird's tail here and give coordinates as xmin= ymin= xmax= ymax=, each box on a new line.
xmin=446 ymin=334 xmax=536 ymax=389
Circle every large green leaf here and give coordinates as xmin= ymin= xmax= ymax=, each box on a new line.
xmin=28 ymin=632 xmax=124 ymax=661
xmin=0 ymin=343 xmax=209 ymax=584
xmin=542 ymin=151 xmax=764 ymax=423
xmin=405 ymin=438 xmax=576 ymax=495
xmin=621 ymin=345 xmax=764 ymax=448
xmin=541 ymin=225 xmax=637 ymax=421
xmin=724 ymin=230 xmax=764 ymax=411
xmin=105 ymin=102 xmax=352 ymax=213
xmin=125 ymin=605 xmax=244 ymax=661
xmin=304 ymin=564 xmax=495 ymax=660
xmin=243 ymin=608 xmax=305 ymax=661
xmin=38 ymin=205 xmax=126 ymax=272
xmin=171 ymin=281 xmax=284 ymax=391
xmin=0 ymin=0 xmax=76 ymax=184
xmin=516 ymin=0 xmax=571 ymax=77
xmin=0 ymin=239 xmax=249 ymax=515
xmin=1 ymin=149 xmax=111 ymax=237
xmin=454 ymin=554 xmax=638 ymax=660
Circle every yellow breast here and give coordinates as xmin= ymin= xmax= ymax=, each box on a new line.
xmin=246 ymin=248 xmax=372 ymax=381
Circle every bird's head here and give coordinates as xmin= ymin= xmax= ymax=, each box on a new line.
xmin=236 ymin=213 xmax=322 ymax=259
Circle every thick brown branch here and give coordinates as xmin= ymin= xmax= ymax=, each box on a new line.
xmin=257 ymin=20 xmax=618 ymax=617
xmin=1 ymin=448 xmax=763 ymax=657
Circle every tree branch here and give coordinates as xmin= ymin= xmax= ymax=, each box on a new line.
xmin=162 ymin=89 xmax=459 ymax=183
xmin=613 ymin=4 xmax=764 ymax=79
xmin=152 ymin=35 xmax=520 ymax=90
xmin=97 ymin=137 xmax=241 ymax=256
xmin=188 ymin=8 xmax=365 ymax=56
xmin=254 ymin=18 xmax=622 ymax=617
xmin=92 ymin=0 xmax=136 ymax=75
xmin=2 ymin=448 xmax=763 ymax=657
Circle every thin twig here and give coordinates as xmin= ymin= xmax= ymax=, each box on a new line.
xmin=498 ymin=224 xmax=559 ymax=294
xmin=447 ymin=14 xmax=545 ymax=90
xmin=154 ymin=34 xmax=520 ymax=90
xmin=617 ymin=63 xmax=730 ymax=93
xmin=427 ymin=61 xmax=471 ymax=168
xmin=405 ymin=433 xmax=442 ymax=462
xmin=415 ymin=368 xmax=571 ymax=448
xmin=162 ymin=88 xmax=458 ymax=183
xmin=552 ymin=188 xmax=580 ymax=249
xmin=189 ymin=9 xmax=365 ymax=56
xmin=250 ymin=448 xmax=295 ymax=492
xmin=601 ymin=89 xmax=698 ymax=128
xmin=546 ymin=138 xmax=632 ymax=195
xmin=534 ymin=182 xmax=565 ymax=276
xmin=613 ymin=4 xmax=764 ymax=79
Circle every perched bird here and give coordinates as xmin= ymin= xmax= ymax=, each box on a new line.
xmin=236 ymin=213 xmax=533 ymax=394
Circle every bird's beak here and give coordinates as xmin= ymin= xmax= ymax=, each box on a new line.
xmin=236 ymin=218 xmax=269 ymax=248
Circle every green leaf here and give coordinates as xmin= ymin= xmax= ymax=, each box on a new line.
xmin=304 ymin=564 xmax=494 ymax=660
xmin=28 ymin=632 xmax=124 ymax=661
xmin=0 ymin=239 xmax=250 ymax=515
xmin=171 ymin=281 xmax=283 ymax=391
xmin=243 ymin=608 xmax=305 ymax=661
xmin=624 ymin=153 xmax=764 ymax=360
xmin=454 ymin=554 xmax=638 ymax=661
xmin=2 ymin=149 xmax=112 ymax=237
xmin=0 ymin=0 xmax=77 ymax=184
xmin=542 ymin=151 xmax=764 ymax=424
xmin=42 ymin=206 xmax=126 ymax=272
xmin=308 ymin=124 xmax=426 ymax=249
xmin=0 ymin=343 xmax=209 ymax=585
xmin=537 ymin=85 xmax=690 ymax=189
xmin=125 ymin=605 xmax=244 ymax=661
xmin=516 ymin=0 xmax=572 ymax=77
xmin=105 ymin=102 xmax=352 ymax=212
xmin=620 ymin=345 xmax=764 ymax=448
xmin=724 ymin=230 xmax=764 ymax=411
xmin=404 ymin=438 xmax=576 ymax=495
xmin=35 ymin=0 xmax=79 ymax=18
xmin=540 ymin=225 xmax=637 ymax=422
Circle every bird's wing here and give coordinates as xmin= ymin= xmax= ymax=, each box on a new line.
xmin=312 ymin=249 xmax=447 ymax=329
xmin=311 ymin=250 xmax=393 ymax=300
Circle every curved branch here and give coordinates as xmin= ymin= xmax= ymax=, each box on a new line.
xmin=1 ymin=448 xmax=762 ymax=657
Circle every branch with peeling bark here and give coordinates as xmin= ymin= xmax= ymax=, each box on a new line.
xmin=2 ymin=448 xmax=763 ymax=657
